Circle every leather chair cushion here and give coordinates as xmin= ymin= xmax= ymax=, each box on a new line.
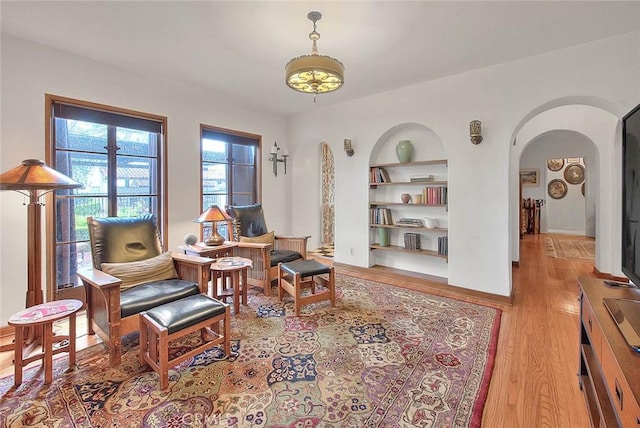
xmin=270 ymin=250 xmax=302 ymax=267
xmin=144 ymin=294 xmax=227 ymax=335
xmin=88 ymin=214 xmax=162 ymax=269
xmin=101 ymin=251 xmax=178 ymax=290
xmin=226 ymin=204 xmax=268 ymax=237
xmin=280 ymin=259 xmax=331 ymax=277
xmin=120 ymin=279 xmax=199 ymax=318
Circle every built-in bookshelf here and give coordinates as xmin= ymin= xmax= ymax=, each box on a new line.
xmin=369 ymin=159 xmax=448 ymax=260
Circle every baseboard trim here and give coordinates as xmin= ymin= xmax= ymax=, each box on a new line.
xmin=592 ymin=267 xmax=628 ymax=282
xmin=334 ymin=262 xmax=513 ymax=307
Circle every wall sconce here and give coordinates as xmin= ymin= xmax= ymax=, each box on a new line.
xmin=269 ymin=142 xmax=289 ymax=176
xmin=470 ymin=120 xmax=483 ymax=145
xmin=344 ymin=139 xmax=354 ymax=156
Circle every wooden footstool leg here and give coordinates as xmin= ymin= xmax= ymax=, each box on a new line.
xmin=43 ymin=321 xmax=53 ymax=384
xmin=68 ymin=312 xmax=77 ymax=370
xmin=159 ymin=330 xmax=169 ymax=390
xmin=295 ymin=272 xmax=302 ymax=316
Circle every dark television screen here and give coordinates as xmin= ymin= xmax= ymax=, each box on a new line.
xmin=622 ymin=103 xmax=640 ymax=285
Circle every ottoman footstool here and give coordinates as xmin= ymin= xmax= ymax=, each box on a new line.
xmin=139 ymin=294 xmax=230 ymax=389
xmin=278 ymin=260 xmax=335 ymax=316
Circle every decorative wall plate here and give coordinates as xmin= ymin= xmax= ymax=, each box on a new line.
xmin=547 ymin=158 xmax=564 ymax=171
xmin=564 ymin=163 xmax=585 ymax=185
xmin=548 ymin=179 xmax=568 ymax=199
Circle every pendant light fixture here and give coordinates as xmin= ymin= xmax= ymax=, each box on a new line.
xmin=285 ymin=11 xmax=344 ymax=101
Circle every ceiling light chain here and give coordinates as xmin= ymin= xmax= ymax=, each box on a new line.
xmin=285 ymin=11 xmax=344 ymax=99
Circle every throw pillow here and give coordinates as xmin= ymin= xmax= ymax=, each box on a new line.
xmin=240 ymin=231 xmax=275 ymax=249
xmin=101 ymin=251 xmax=178 ymax=290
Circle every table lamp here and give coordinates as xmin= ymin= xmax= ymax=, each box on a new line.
xmin=195 ymin=205 xmax=231 ymax=246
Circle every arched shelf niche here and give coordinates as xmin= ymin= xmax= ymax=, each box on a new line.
xmin=368 ymin=122 xmax=449 ymax=281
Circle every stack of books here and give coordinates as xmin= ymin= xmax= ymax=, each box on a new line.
xmin=404 ymin=233 xmax=421 ymax=250
xmin=396 ymin=218 xmax=424 ymax=228
xmin=371 ymin=208 xmax=393 ymax=225
xmin=438 ymin=236 xmax=448 ymax=256
xmin=371 ymin=167 xmax=391 ymax=183
xmin=410 ymin=174 xmax=434 ymax=182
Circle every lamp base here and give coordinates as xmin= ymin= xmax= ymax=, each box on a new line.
xmin=205 ymin=231 xmax=225 ymax=246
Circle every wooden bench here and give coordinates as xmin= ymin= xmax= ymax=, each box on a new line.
xmin=139 ymin=294 xmax=230 ymax=389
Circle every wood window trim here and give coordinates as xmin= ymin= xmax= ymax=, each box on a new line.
xmin=44 ymin=93 xmax=169 ymax=302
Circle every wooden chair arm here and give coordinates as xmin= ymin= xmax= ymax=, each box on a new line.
xmin=170 ymin=252 xmax=214 ymax=266
xmin=235 ymin=242 xmax=273 ymax=250
xmin=77 ymin=268 xmax=122 ymax=289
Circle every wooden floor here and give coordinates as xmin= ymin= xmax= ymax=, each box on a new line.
xmin=0 ymin=233 xmax=594 ymax=427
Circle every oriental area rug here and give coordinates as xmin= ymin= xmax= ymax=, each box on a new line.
xmin=0 ymin=275 xmax=501 ymax=427
xmin=544 ymin=236 xmax=595 ymax=261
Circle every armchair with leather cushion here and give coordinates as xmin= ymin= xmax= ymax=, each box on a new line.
xmin=225 ymin=203 xmax=308 ymax=296
xmin=77 ymin=214 xmax=213 ymax=367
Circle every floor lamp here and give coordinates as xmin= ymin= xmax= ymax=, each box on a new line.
xmin=0 ymin=159 xmax=83 ymax=350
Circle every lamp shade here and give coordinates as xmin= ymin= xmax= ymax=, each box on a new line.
xmin=195 ymin=205 xmax=231 ymax=223
xmin=0 ymin=159 xmax=83 ymax=191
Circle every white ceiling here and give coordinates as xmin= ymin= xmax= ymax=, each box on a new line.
xmin=2 ymin=1 xmax=639 ymax=116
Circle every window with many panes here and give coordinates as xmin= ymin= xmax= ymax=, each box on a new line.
xmin=200 ymin=125 xmax=261 ymax=240
xmin=46 ymin=95 xmax=167 ymax=300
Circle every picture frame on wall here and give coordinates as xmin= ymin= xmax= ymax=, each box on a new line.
xmin=520 ymin=168 xmax=539 ymax=186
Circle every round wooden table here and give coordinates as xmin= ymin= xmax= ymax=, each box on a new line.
xmin=8 ymin=299 xmax=82 ymax=386
xmin=210 ymin=257 xmax=252 ymax=314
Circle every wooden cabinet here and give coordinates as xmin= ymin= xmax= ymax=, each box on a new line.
xmin=578 ymin=277 xmax=640 ymax=428
xmin=369 ymin=159 xmax=448 ymax=260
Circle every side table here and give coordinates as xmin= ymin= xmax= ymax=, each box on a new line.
xmin=8 ymin=299 xmax=83 ymax=386
xmin=210 ymin=257 xmax=252 ymax=314
xmin=178 ymin=241 xmax=237 ymax=259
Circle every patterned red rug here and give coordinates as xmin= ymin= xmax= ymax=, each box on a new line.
xmin=0 ymin=275 xmax=501 ymax=427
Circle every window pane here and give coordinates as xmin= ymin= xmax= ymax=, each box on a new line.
xmin=55 ymin=118 xmax=108 ymax=153
xmin=203 ymin=163 xmax=227 ymax=193
xmin=117 ymin=196 xmax=157 ymax=217
xmin=56 ymin=242 xmax=93 ymax=290
xmin=116 ymin=127 xmax=158 ymax=156
xmin=232 ymin=144 xmax=255 ymax=165
xmin=203 ymin=194 xmax=228 ymax=211
xmin=202 ymin=139 xmax=227 ymax=162
xmin=232 ymin=164 xmax=255 ymax=194
xmin=117 ymin=156 xmax=155 ymax=195
xmin=55 ymin=152 xmax=108 ymax=196
xmin=57 ymin=197 xmax=108 ymax=243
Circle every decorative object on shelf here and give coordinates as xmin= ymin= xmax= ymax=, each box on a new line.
xmin=564 ymin=163 xmax=585 ymax=185
xmin=547 ymin=158 xmax=564 ymax=171
xmin=285 ymin=11 xmax=344 ymax=101
xmin=183 ymin=233 xmax=198 ymax=246
xmin=396 ymin=140 xmax=414 ymax=163
xmin=343 ymin=139 xmax=354 ymax=157
xmin=424 ymin=218 xmax=437 ymax=229
xmin=378 ymin=228 xmax=390 ymax=247
xmin=520 ymin=168 xmax=539 ymax=186
xmin=401 ymin=193 xmax=411 ymax=203
xmin=581 ymin=182 xmax=585 ymax=196
xmin=548 ymin=179 xmax=568 ymax=199
xmin=0 ymin=159 xmax=83 ymax=310
xmin=269 ymin=142 xmax=289 ymax=176
xmin=412 ymin=194 xmax=422 ymax=204
xmin=194 ymin=205 xmax=232 ymax=246
xmin=470 ymin=120 xmax=483 ymax=145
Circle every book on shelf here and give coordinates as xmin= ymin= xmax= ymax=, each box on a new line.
xmin=396 ymin=218 xmax=424 ymax=227
xmin=371 ymin=207 xmax=393 ymax=225
xmin=404 ymin=232 xmax=421 ymax=250
xmin=371 ymin=167 xmax=391 ymax=183
xmin=422 ymin=186 xmax=447 ymax=205
xmin=437 ymin=236 xmax=448 ymax=256
xmin=410 ymin=174 xmax=434 ymax=182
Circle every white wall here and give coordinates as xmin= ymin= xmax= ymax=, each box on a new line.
xmin=0 ymin=35 xmax=291 ymax=324
xmin=287 ymin=31 xmax=640 ymax=297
